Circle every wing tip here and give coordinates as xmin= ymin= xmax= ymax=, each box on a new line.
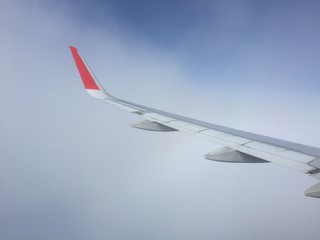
xmin=69 ymin=45 xmax=100 ymax=90
xmin=69 ymin=45 xmax=78 ymax=51
xmin=70 ymin=46 xmax=113 ymax=100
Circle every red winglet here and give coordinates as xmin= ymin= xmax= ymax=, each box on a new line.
xmin=69 ymin=46 xmax=100 ymax=90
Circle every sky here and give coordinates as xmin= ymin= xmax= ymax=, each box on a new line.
xmin=1 ymin=0 xmax=320 ymax=239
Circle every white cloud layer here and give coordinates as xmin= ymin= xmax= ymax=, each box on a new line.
xmin=1 ymin=0 xmax=320 ymax=239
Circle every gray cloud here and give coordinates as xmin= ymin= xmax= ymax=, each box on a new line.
xmin=1 ymin=0 xmax=320 ymax=239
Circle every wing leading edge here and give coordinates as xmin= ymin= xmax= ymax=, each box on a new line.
xmin=70 ymin=46 xmax=320 ymax=198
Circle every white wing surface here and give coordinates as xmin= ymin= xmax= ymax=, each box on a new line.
xmin=70 ymin=46 xmax=320 ymax=198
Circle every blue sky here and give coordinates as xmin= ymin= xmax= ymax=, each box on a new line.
xmin=1 ymin=0 xmax=320 ymax=239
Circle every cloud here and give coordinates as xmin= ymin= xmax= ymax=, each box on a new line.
xmin=1 ymin=0 xmax=320 ymax=239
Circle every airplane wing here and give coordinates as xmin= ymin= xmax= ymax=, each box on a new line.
xmin=69 ymin=46 xmax=320 ymax=198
